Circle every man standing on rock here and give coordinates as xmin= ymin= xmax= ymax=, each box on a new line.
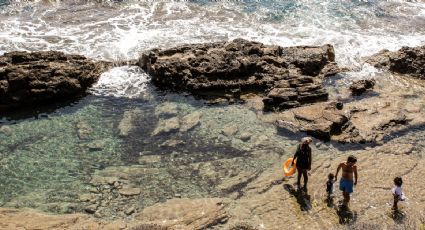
xmin=335 ymin=155 xmax=358 ymax=207
xmin=292 ymin=137 xmax=313 ymax=190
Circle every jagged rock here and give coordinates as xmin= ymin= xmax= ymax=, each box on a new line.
xmin=367 ymin=45 xmax=425 ymax=79
xmin=136 ymin=198 xmax=229 ymax=230
xmin=275 ymin=102 xmax=349 ymax=141
xmin=139 ymin=39 xmax=340 ymax=111
xmin=275 ymin=88 xmax=425 ymax=143
xmin=349 ymin=79 xmax=376 ymax=95
xmin=0 ymin=51 xmax=110 ymax=110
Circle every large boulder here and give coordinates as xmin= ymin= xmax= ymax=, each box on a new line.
xmin=139 ymin=39 xmax=340 ymax=111
xmin=0 ymin=51 xmax=110 ymax=110
xmin=367 ymin=45 xmax=425 ymax=79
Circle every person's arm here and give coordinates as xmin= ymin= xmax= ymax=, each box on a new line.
xmin=353 ymin=165 xmax=358 ymax=185
xmin=335 ymin=163 xmax=342 ymax=181
xmin=292 ymin=145 xmax=300 ymax=166
xmin=308 ymin=147 xmax=312 ymax=170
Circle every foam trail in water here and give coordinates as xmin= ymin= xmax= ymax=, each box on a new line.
xmin=90 ymin=66 xmax=150 ymax=99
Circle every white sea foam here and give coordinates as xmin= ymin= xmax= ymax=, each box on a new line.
xmin=1 ymin=0 xmax=425 ymax=98
xmin=90 ymin=66 xmax=150 ymax=98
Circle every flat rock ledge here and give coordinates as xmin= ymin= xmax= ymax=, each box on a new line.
xmin=0 ymin=51 xmax=110 ymax=110
xmin=367 ymin=45 xmax=425 ymax=79
xmin=139 ymin=38 xmax=340 ymax=111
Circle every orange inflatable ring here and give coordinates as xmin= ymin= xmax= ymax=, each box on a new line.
xmin=283 ymin=158 xmax=296 ymax=177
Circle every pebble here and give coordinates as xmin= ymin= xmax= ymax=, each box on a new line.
xmin=124 ymin=207 xmax=135 ymax=215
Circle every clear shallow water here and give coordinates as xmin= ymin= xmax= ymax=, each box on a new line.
xmin=1 ymin=0 xmax=425 ymax=218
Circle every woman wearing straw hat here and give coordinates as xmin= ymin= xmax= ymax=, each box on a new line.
xmin=292 ymin=137 xmax=313 ymax=190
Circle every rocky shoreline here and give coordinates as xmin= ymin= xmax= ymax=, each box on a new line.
xmin=1 ymin=40 xmax=425 ymax=229
xmin=0 ymin=51 xmax=110 ymax=111
xmin=139 ymin=39 xmax=340 ymax=111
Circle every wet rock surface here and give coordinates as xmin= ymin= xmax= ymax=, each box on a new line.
xmin=273 ymin=71 xmax=425 ymax=143
xmin=2 ymin=138 xmax=424 ymax=230
xmin=349 ymin=79 xmax=376 ymax=95
xmin=367 ymin=45 xmax=425 ymax=79
xmin=0 ymin=51 xmax=109 ymax=110
xmin=139 ymin=39 xmax=340 ymax=111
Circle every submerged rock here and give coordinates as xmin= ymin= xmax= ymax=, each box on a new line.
xmin=118 ymin=187 xmax=141 ymax=196
xmin=151 ymin=117 xmax=180 ymax=136
xmin=76 ymin=121 xmax=92 ymax=140
xmin=180 ymin=111 xmax=202 ymax=132
xmin=139 ymin=39 xmax=340 ymax=111
xmin=367 ymin=45 xmax=425 ymax=79
xmin=118 ymin=109 xmax=143 ymax=137
xmin=0 ymin=51 xmax=110 ymax=110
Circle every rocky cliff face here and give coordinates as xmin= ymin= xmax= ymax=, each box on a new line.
xmin=139 ymin=39 xmax=340 ymax=111
xmin=0 ymin=51 xmax=109 ymax=110
xmin=367 ymin=45 xmax=425 ymax=79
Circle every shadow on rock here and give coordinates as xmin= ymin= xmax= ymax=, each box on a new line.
xmin=336 ymin=202 xmax=357 ymax=225
xmin=283 ymin=184 xmax=312 ymax=212
xmin=391 ymin=210 xmax=406 ymax=224
xmin=325 ymin=195 xmax=335 ymax=208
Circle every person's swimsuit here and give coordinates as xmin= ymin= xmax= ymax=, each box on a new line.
xmin=340 ymin=164 xmax=354 ymax=193
xmin=293 ymin=144 xmax=311 ymax=170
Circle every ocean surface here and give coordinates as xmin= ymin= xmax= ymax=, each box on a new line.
xmin=0 ymin=0 xmax=425 ymax=220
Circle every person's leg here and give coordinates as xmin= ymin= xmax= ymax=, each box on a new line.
xmin=345 ymin=192 xmax=350 ymax=204
xmin=302 ymin=170 xmax=308 ymax=188
xmin=296 ymin=169 xmax=302 ymax=189
xmin=392 ymin=197 xmax=398 ymax=210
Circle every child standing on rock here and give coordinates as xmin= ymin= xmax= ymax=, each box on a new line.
xmin=326 ymin=173 xmax=336 ymax=197
xmin=392 ymin=177 xmax=406 ymax=211
xmin=325 ymin=173 xmax=336 ymax=207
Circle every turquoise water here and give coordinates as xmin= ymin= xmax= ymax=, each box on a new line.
xmin=1 ymin=0 xmax=425 ymax=219
xmin=0 ymin=93 xmax=294 ymax=216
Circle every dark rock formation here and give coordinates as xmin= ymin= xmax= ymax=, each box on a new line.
xmin=349 ymin=79 xmax=376 ymax=95
xmin=367 ymin=45 xmax=425 ymax=79
xmin=0 ymin=51 xmax=109 ymax=110
xmin=139 ymin=39 xmax=340 ymax=111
